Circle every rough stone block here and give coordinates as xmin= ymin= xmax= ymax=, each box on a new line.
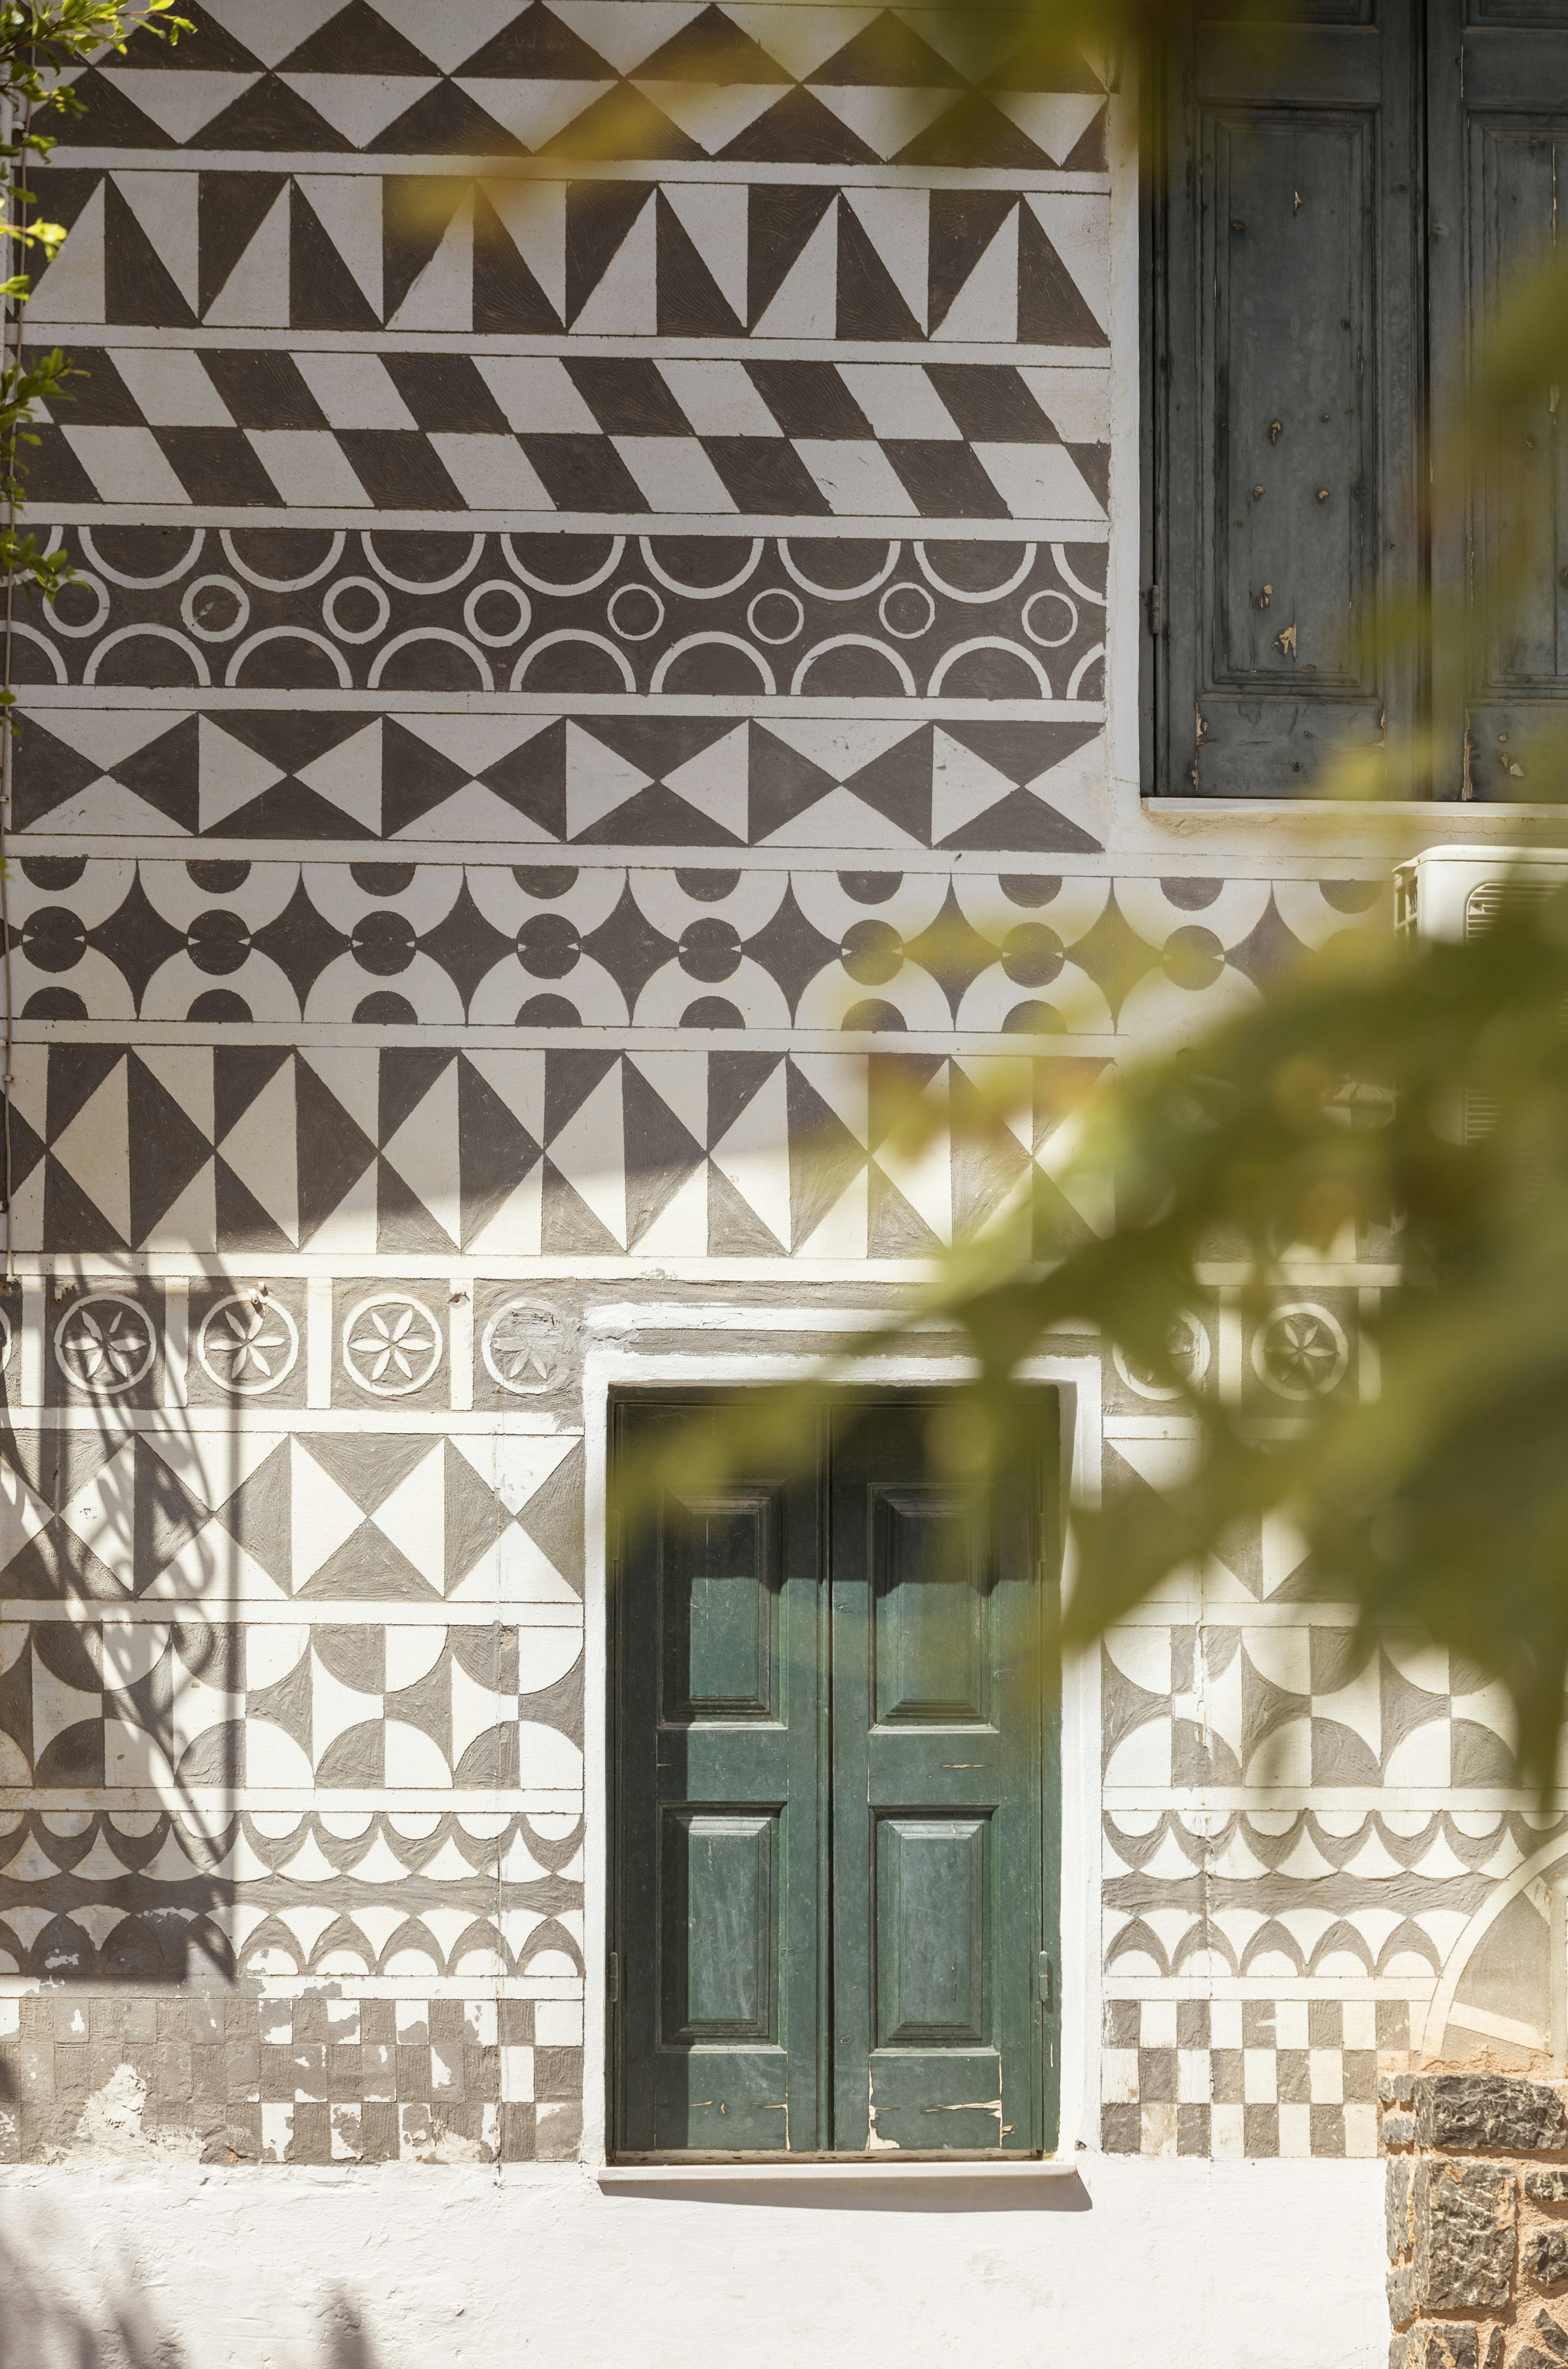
xmin=1530 ymin=2231 xmax=1568 ymax=2287
xmin=1407 ymin=2324 xmax=1478 ymax=2369
xmin=1386 ymin=2114 xmax=1417 ymax=2148
xmin=1535 ymin=2311 xmax=1568 ymax=2363
xmin=1530 ymin=2173 xmax=1568 ymax=2206
xmin=1415 ymin=2076 xmax=1568 ymax=2155
xmin=1390 ymin=2159 xmax=1414 ymax=2261
xmin=1383 ymin=2075 xmax=1418 ymax=2106
xmin=1515 ymin=2351 xmax=1560 ymax=2369
xmin=1388 ymin=2266 xmax=1415 ymax=2328
xmin=1414 ymin=2160 xmax=1516 ymax=2312
xmin=1483 ymin=2332 xmax=1504 ymax=2369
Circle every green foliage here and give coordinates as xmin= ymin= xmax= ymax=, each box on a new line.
xmin=0 ymin=3 xmax=189 ymax=636
xmin=623 ymin=4 xmax=1568 ymax=1785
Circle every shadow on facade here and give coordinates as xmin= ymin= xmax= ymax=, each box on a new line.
xmin=0 ymin=1268 xmax=244 ymax=1994
xmin=0 ymin=2225 xmax=383 ymax=2369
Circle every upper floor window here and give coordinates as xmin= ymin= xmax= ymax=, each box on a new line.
xmin=1145 ymin=0 xmax=1568 ymax=799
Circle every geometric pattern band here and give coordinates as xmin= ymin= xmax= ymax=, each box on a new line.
xmin=0 ymin=867 xmax=1372 ymax=1032
xmin=54 ymin=5 xmax=1111 ymax=174
xmin=33 ymin=172 xmax=1111 ymax=348
xmin=23 ymin=348 xmax=1108 ymax=524
xmin=20 ymin=527 xmax=1109 ymax=704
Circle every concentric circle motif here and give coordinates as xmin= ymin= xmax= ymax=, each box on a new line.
xmin=322 ymin=575 xmax=392 ymax=645
xmin=462 ymin=578 xmax=532 ymax=647
xmin=1251 ymin=1303 xmax=1349 ymax=1400
xmin=47 ymin=573 xmax=112 ymax=638
xmin=746 ymin=586 xmax=804 ymax=645
xmin=482 ymin=1300 xmax=568 ymax=1396
xmin=54 ymin=1293 xmax=156 ymax=1395
xmin=606 ymin=581 xmax=665 ymax=642
xmin=1021 ymin=589 xmax=1080 ymax=648
xmin=342 ymin=1294 xmax=442 ymax=1397
xmin=1113 ymin=1313 xmax=1212 ymax=1402
xmin=878 ymin=580 xmax=936 ymax=640
xmin=197 ymin=1293 xmax=299 ymax=1395
xmin=180 ymin=574 xmax=251 ymax=644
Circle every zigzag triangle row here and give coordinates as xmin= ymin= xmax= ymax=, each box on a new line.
xmin=55 ymin=4 xmax=1108 ymax=168
xmin=31 ymin=171 xmax=1110 ymax=347
xmin=7 ymin=1043 xmax=1099 ymax=1259
xmin=13 ymin=712 xmax=1105 ymax=852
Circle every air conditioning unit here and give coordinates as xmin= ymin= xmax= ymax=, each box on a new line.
xmin=1394 ymin=845 xmax=1568 ymax=941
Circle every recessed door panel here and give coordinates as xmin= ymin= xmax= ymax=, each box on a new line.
xmin=659 ymin=1808 xmax=780 ymax=2042
xmin=874 ymin=1812 xmax=990 ymax=2046
xmin=871 ymin=1484 xmax=989 ymax=1726
xmin=660 ymin=1486 xmax=779 ymax=1723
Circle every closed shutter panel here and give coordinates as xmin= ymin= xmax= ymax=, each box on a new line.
xmin=612 ymin=1397 xmax=826 ymax=2153
xmin=1155 ymin=5 xmax=1422 ymax=795
xmin=1428 ymin=0 xmax=1568 ymax=796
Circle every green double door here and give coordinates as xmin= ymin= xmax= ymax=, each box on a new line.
xmin=610 ymin=1393 xmax=1060 ymax=2158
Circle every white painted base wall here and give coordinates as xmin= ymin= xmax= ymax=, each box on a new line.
xmin=0 ymin=2158 xmax=1385 ymax=2369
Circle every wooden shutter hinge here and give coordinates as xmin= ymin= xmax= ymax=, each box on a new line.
xmin=608 ymin=1951 xmax=620 ymax=2003
xmin=1037 ymin=1950 xmax=1057 ymax=2015
xmin=1147 ymin=583 xmax=1163 ymax=635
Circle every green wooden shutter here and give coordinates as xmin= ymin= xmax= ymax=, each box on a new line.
xmin=828 ymin=1398 xmax=1057 ymax=2155
xmin=611 ymin=1391 xmax=1059 ymax=2157
xmin=1153 ymin=6 xmax=1422 ymax=795
xmin=1427 ymin=0 xmax=1568 ymax=796
xmin=612 ymin=1396 xmax=827 ymax=2154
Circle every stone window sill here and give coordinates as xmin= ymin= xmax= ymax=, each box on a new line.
xmin=596 ymin=2156 xmax=1082 ymax=2187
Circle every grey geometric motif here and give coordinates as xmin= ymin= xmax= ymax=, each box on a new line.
xmin=1 ymin=865 xmax=1392 ymax=1033
xmin=18 ymin=526 xmax=1110 ymax=706
xmin=194 ymin=1288 xmax=301 ymax=1397
xmin=53 ymin=7 xmax=1110 ymax=172
xmin=11 ymin=711 xmax=1109 ymax=848
xmin=0 ymin=1424 xmax=583 ymax=1607
xmin=0 ymin=1990 xmax=583 ymax=2166
xmin=19 ymin=346 xmax=1109 ymax=523
xmin=1100 ymin=1997 xmax=1406 ymax=2160
xmin=0 ymin=1802 xmax=582 ymax=1981
xmin=1101 ymin=1625 xmax=1516 ymax=1792
xmin=0 ymin=1614 xmax=583 ymax=1793
xmin=1101 ymin=1809 xmax=1555 ymax=1981
xmin=31 ymin=169 xmax=1110 ymax=346
xmin=0 ymin=1043 xmax=1110 ymax=1258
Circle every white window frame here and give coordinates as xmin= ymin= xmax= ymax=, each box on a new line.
xmin=579 ymin=1312 xmax=1103 ymax=2178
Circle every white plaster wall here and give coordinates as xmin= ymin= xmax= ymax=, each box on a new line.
xmin=0 ymin=2158 xmax=1384 ymax=2369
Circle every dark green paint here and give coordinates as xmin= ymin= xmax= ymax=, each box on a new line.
xmin=610 ymin=1391 xmax=1060 ymax=2159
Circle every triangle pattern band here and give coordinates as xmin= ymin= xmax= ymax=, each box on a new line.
xmin=9 ymin=1046 xmax=1124 ymax=1257
xmin=55 ymin=8 xmax=1109 ymax=169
